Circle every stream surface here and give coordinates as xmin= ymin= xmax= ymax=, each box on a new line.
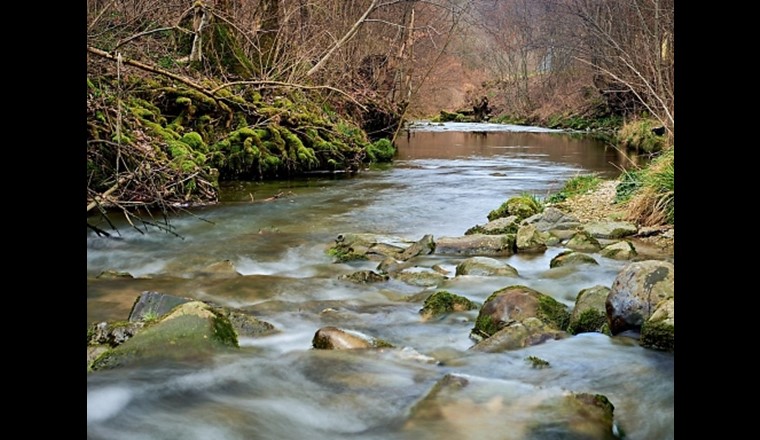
xmin=87 ymin=122 xmax=672 ymax=440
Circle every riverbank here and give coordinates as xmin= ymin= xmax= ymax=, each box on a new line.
xmin=552 ymin=179 xmax=674 ymax=259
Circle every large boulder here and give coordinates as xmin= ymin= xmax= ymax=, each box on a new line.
xmin=89 ymin=301 xmax=239 ymax=371
xmin=567 ymin=285 xmax=611 ymax=335
xmin=606 ymin=260 xmax=675 ymax=335
xmin=312 ymin=326 xmax=393 ymax=350
xmin=471 ymin=285 xmax=570 ymax=341
xmin=435 ymin=234 xmax=516 ymax=257
xmin=455 ymin=256 xmax=519 ymax=277
xmin=419 ymin=291 xmax=478 ymax=321
xmin=640 ymin=298 xmax=674 ymax=351
xmin=404 ymin=374 xmax=617 ymax=440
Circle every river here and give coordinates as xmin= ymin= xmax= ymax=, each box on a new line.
xmin=87 ymin=122 xmax=673 ymax=440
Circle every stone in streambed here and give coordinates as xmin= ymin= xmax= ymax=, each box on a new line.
xmin=600 ymin=241 xmax=638 ymax=260
xmin=583 ymin=221 xmax=638 ymax=239
xmin=312 ymin=326 xmax=393 ymax=350
xmin=515 ymin=224 xmax=549 ymax=253
xmin=471 ymin=285 xmax=570 ymax=342
xmin=640 ymin=297 xmax=674 ymax=351
xmin=606 ymin=260 xmax=674 ymax=335
xmin=434 ymin=234 xmax=516 ymax=257
xmin=419 ymin=291 xmax=478 ymax=321
xmin=550 ymin=251 xmax=599 ymax=268
xmin=567 ymin=285 xmax=611 ymax=335
xmin=89 ymin=301 xmax=239 ymax=371
xmin=565 ymin=231 xmax=602 ymax=252
xmin=455 ymin=256 xmax=518 ymax=277
xmin=128 ymin=291 xmax=193 ymax=322
xmin=465 ymin=215 xmax=519 ymax=235
xmin=338 ymin=270 xmax=389 ymax=283
xmin=404 ymin=373 xmax=617 ymax=439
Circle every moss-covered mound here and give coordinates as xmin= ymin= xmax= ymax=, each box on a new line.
xmin=487 ymin=195 xmax=543 ymax=222
xmin=87 ymin=75 xmax=397 ymax=209
xmin=419 ymin=291 xmax=478 ymax=321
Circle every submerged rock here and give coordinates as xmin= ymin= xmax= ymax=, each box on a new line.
xmin=470 ymin=317 xmax=567 ymax=352
xmin=549 ymin=251 xmax=599 ymax=268
xmin=312 ymin=326 xmax=393 ymax=350
xmin=199 ymin=259 xmax=241 ymax=277
xmin=435 ymin=234 xmax=516 ymax=257
xmin=95 ymin=269 xmax=134 ymax=279
xmin=455 ymin=256 xmax=518 ymax=277
xmin=338 ymin=270 xmax=389 ymax=283
xmin=404 ymin=373 xmax=617 ymax=439
xmin=395 ymin=269 xmax=448 ymax=287
xmin=606 ymin=260 xmax=674 ymax=335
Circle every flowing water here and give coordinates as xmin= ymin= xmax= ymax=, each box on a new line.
xmin=87 ymin=123 xmax=672 ymax=440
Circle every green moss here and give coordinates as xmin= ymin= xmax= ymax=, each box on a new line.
xmin=640 ymin=320 xmax=674 ymax=351
xmin=327 ymin=246 xmax=368 ymax=263
xmin=366 ymin=138 xmax=396 ymax=162
xmin=617 ymin=118 xmax=666 ymax=153
xmin=487 ymin=195 xmax=543 ymax=222
xmin=211 ymin=312 xmax=239 ymax=348
xmin=525 ymin=355 xmax=550 ymax=368
xmin=181 ymin=132 xmax=206 ymax=151
xmin=547 ymin=174 xmax=601 ymax=203
xmin=474 ymin=314 xmax=499 ymax=338
xmin=420 ymin=291 xmax=478 ymax=319
xmin=567 ymin=309 xmax=608 ymax=335
xmin=537 ymin=294 xmax=571 ymax=331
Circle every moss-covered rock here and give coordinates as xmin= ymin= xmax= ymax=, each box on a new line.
xmin=606 ymin=260 xmax=674 ymax=335
xmin=487 ymin=196 xmax=543 ymax=222
xmin=550 ymin=251 xmax=599 ymax=268
xmin=419 ymin=291 xmax=478 ymax=321
xmin=455 ymin=256 xmax=519 ymax=277
xmin=640 ymin=298 xmax=674 ymax=351
xmin=600 ymin=240 xmax=638 ymax=260
xmin=515 ymin=224 xmax=549 ymax=253
xmin=472 ymin=285 xmax=570 ymax=340
xmin=90 ymin=301 xmax=239 ymax=371
xmin=338 ymin=270 xmax=389 ymax=283
xmin=565 ymin=231 xmax=602 ymax=252
xmin=567 ymin=285 xmax=611 ymax=335
xmin=465 ymin=216 xmax=519 ymax=235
